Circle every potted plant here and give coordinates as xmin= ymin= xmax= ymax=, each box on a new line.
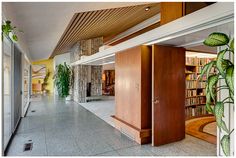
xmin=42 ymin=70 xmax=50 ymax=94
xmin=53 ymin=62 xmax=73 ymax=100
xmin=2 ymin=20 xmax=22 ymax=42
xmin=200 ymin=32 xmax=234 ymax=156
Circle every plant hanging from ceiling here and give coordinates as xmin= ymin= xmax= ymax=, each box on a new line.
xmin=199 ymin=32 xmax=234 ymax=156
xmin=53 ymin=62 xmax=73 ymax=98
xmin=2 ymin=20 xmax=22 ymax=42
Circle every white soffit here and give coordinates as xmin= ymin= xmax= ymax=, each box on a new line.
xmin=71 ymin=2 xmax=234 ymax=66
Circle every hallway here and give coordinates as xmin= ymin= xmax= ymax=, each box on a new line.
xmin=7 ymin=95 xmax=216 ymax=156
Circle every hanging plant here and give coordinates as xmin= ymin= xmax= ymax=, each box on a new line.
xmin=2 ymin=20 xmax=22 ymax=42
xmin=53 ymin=62 xmax=73 ymax=98
xmin=200 ymin=32 xmax=234 ymax=156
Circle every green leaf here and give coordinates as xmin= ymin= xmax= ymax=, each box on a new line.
xmin=214 ymin=102 xmax=229 ymax=133
xmin=205 ymin=85 xmax=214 ymax=113
xmin=220 ymin=119 xmax=230 ymax=134
xmin=230 ymin=38 xmax=234 ymax=51
xmin=221 ymin=135 xmax=230 ymax=156
xmin=203 ymin=32 xmax=230 ymax=47
xmin=216 ymin=50 xmax=228 ymax=77
xmin=208 ymin=75 xmax=218 ymax=101
xmin=206 ymin=61 xmax=216 ymax=79
xmin=199 ymin=62 xmax=210 ymax=80
xmin=214 ymin=102 xmax=224 ymax=118
xmin=226 ymin=65 xmax=234 ymax=95
xmin=5 ymin=20 xmax=11 ymax=25
xmin=206 ymin=102 xmax=214 ymax=113
xmin=12 ymin=34 xmax=18 ymax=41
xmin=216 ymin=118 xmax=229 ymax=133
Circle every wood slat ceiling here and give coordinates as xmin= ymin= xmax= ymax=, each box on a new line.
xmin=50 ymin=3 xmax=160 ymax=58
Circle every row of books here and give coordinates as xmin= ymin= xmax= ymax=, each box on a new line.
xmin=185 ymin=105 xmax=208 ymax=118
xmin=186 ymin=80 xmax=206 ymax=89
xmin=197 ymin=81 xmax=206 ymax=88
xmin=186 ymin=57 xmax=213 ymax=66
xmin=186 ymin=90 xmax=206 ymax=97
xmin=186 ymin=89 xmax=197 ymax=97
xmin=186 ymin=96 xmax=206 ymax=106
xmin=196 ymin=66 xmax=215 ymax=73
xmin=186 ymin=74 xmax=198 ymax=80
xmin=199 ymin=58 xmax=213 ymax=66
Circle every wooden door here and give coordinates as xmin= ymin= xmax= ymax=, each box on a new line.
xmin=152 ymin=45 xmax=185 ymax=146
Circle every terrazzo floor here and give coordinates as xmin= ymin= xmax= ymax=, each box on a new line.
xmin=6 ymin=95 xmax=216 ymax=156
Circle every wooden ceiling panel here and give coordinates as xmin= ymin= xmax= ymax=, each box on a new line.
xmin=51 ymin=3 xmax=160 ymax=58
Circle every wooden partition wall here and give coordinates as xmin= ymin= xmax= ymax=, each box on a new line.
xmin=112 ymin=45 xmax=152 ymax=144
xmin=113 ymin=44 xmax=186 ymax=146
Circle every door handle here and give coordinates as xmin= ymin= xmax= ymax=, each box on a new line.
xmin=153 ymin=97 xmax=159 ymax=104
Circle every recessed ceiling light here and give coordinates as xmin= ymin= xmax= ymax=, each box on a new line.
xmin=145 ymin=7 xmax=150 ymax=11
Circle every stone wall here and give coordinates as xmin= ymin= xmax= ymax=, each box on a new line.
xmin=70 ymin=37 xmax=103 ymax=103
xmin=91 ymin=66 xmax=102 ymax=96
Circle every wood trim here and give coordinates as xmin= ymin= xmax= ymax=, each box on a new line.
xmin=160 ymin=2 xmax=184 ymax=25
xmin=112 ymin=115 xmax=151 ymax=144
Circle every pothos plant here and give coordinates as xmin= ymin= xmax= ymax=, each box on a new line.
xmin=199 ymin=32 xmax=234 ymax=156
xmin=54 ymin=62 xmax=73 ymax=98
xmin=2 ymin=20 xmax=22 ymax=42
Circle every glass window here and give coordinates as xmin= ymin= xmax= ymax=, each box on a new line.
xmin=3 ymin=35 xmax=12 ymax=150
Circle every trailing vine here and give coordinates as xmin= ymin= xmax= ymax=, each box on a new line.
xmin=200 ymin=32 xmax=234 ymax=156
xmin=2 ymin=20 xmax=22 ymax=42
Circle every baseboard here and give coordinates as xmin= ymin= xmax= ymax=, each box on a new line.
xmin=111 ymin=115 xmax=151 ymax=144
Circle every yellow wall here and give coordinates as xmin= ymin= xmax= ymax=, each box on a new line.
xmin=32 ymin=59 xmax=54 ymax=93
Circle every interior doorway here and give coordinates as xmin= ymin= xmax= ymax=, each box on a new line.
xmin=184 ymin=45 xmax=217 ymax=145
xmin=102 ymin=63 xmax=115 ymax=96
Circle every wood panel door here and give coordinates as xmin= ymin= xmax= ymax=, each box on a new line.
xmin=152 ymin=45 xmax=185 ymax=146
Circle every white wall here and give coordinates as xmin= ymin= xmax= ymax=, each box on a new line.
xmin=53 ymin=53 xmax=71 ymax=95
xmin=2 ymin=3 xmax=31 ymax=62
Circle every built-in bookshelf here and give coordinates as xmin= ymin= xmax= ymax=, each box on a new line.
xmin=185 ymin=53 xmax=216 ymax=120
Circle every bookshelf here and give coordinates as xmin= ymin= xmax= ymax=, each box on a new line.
xmin=185 ymin=53 xmax=216 ymax=120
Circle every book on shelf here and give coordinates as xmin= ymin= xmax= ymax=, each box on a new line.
xmin=185 ymin=105 xmax=208 ymax=119
xmin=186 ymin=97 xmax=199 ymax=106
xmin=198 ymin=58 xmax=212 ymax=66
xmin=185 ymin=56 xmax=216 ymax=119
xmin=186 ymin=74 xmax=198 ymax=80
xmin=186 ymin=57 xmax=197 ymax=65
xmin=186 ymin=96 xmax=206 ymax=106
xmin=186 ymin=80 xmax=197 ymax=89
xmin=186 ymin=89 xmax=197 ymax=97
xmin=197 ymin=81 xmax=206 ymax=88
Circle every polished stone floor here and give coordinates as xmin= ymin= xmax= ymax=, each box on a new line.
xmin=79 ymin=96 xmax=115 ymax=127
xmin=7 ymin=95 xmax=216 ymax=156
